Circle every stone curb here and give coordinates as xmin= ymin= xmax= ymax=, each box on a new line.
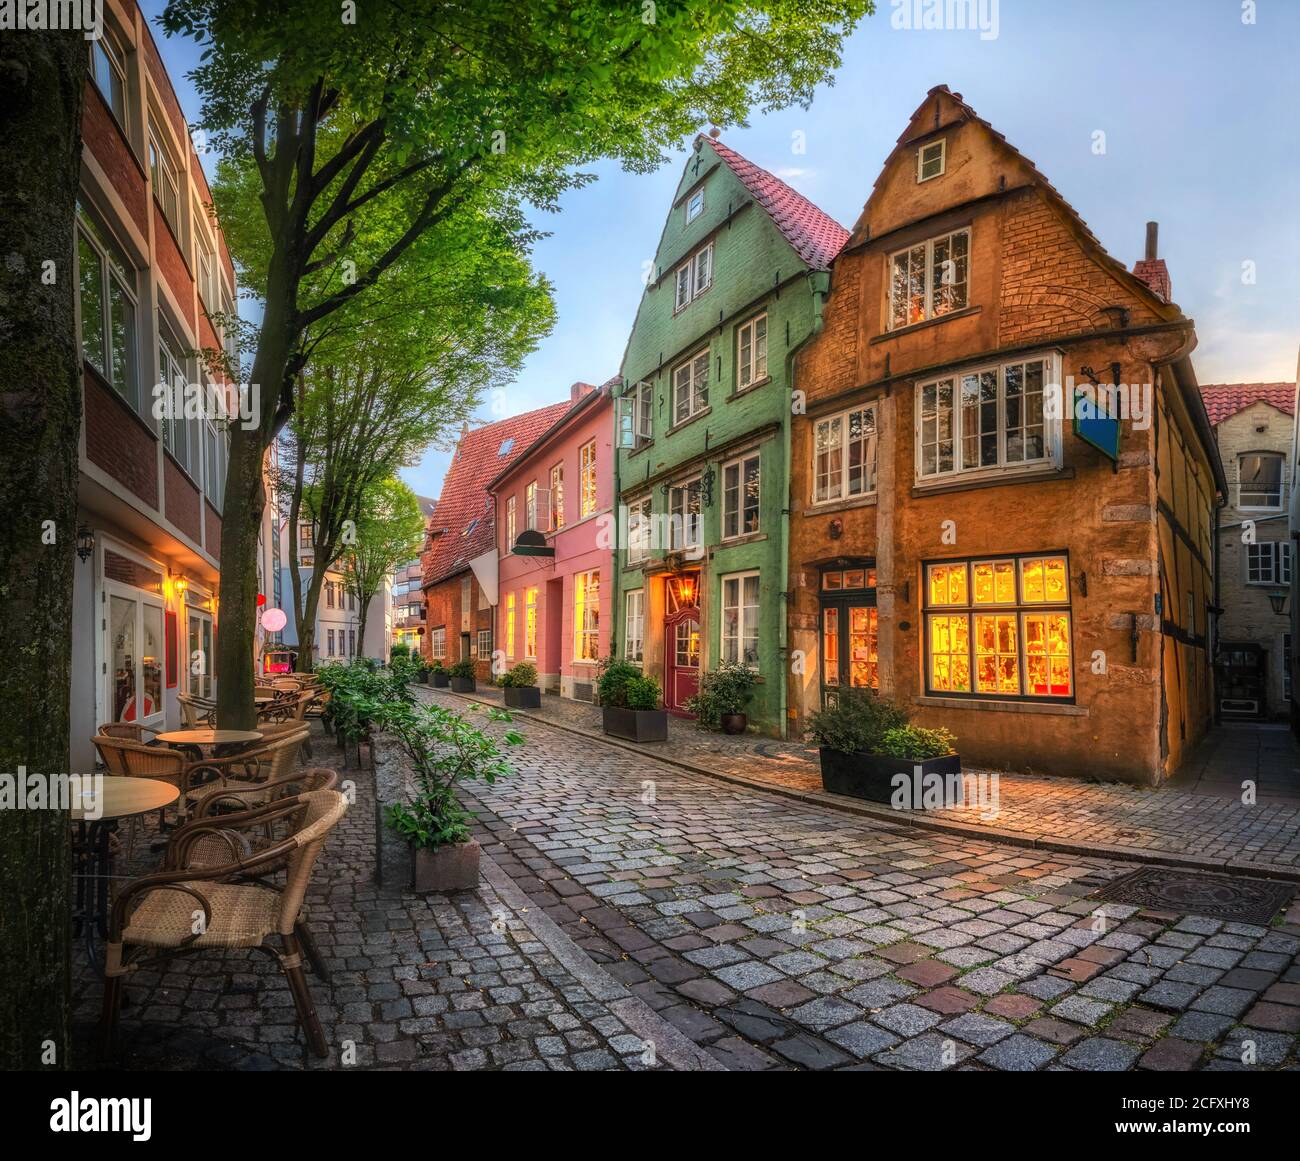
xmin=435 ymin=689 xmax=1300 ymax=885
xmin=477 ymin=849 xmax=727 ymax=1072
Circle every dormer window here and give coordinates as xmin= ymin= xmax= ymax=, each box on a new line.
xmin=686 ymin=187 xmax=704 ymax=224
xmin=918 ymin=139 xmax=946 ymax=182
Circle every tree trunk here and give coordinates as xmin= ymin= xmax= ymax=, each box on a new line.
xmin=356 ymin=602 xmax=370 ymax=661
xmin=0 ymin=30 xmax=86 ymax=1069
xmin=296 ymin=576 xmax=324 ymax=672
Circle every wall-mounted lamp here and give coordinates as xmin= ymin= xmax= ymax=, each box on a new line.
xmin=1268 ymin=589 xmax=1289 ymax=617
xmin=76 ymin=524 xmax=95 ymax=562
xmin=175 ymin=576 xmax=189 ymax=598
xmin=669 ymin=572 xmax=699 ymax=609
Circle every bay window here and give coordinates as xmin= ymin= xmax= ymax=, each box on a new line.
xmin=890 ymin=227 xmax=969 ymax=330
xmin=672 ymin=350 xmax=710 ymax=424
xmin=574 ymin=570 xmax=600 ymax=661
xmin=924 ymin=553 xmax=1073 ymax=700
xmin=737 ymin=313 xmax=768 ymax=389
xmin=721 ymin=571 xmax=760 ymax=668
xmin=814 ymin=405 xmax=877 ymax=503
xmin=722 ymin=452 xmax=761 ymax=539
xmin=624 ymin=589 xmax=645 ymax=663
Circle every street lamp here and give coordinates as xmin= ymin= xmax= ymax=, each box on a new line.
xmin=1267 ymin=589 xmax=1289 ymax=617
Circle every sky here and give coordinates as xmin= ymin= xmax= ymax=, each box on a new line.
xmin=145 ymin=0 xmax=1300 ymax=505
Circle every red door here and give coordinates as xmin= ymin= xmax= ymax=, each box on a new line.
xmin=665 ymin=607 xmax=700 ymax=714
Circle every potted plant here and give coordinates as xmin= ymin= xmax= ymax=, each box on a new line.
xmin=807 ymin=688 xmax=959 ymax=805
xmin=448 ymin=658 xmax=477 ymax=693
xmin=498 ymin=660 xmax=541 ymax=709
xmin=429 ymin=658 xmax=450 ymax=688
xmin=597 ymin=657 xmax=668 ymax=742
xmin=685 ymin=661 xmax=758 ymax=734
xmin=382 ymin=701 xmax=523 ymax=891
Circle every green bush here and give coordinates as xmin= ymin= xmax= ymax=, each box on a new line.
xmin=625 ymin=675 xmax=661 ymax=711
xmin=499 ymin=661 xmax=538 ymax=688
xmin=429 ymin=658 xmax=446 ymax=674
xmin=877 ymin=725 xmax=956 ymax=760
xmin=806 ymin=688 xmax=910 ymax=755
xmin=390 ymin=642 xmax=411 ymax=661
xmin=447 ymin=658 xmax=476 ymax=680
xmin=595 ymin=657 xmax=641 ymax=708
xmin=685 ymin=662 xmax=757 ymax=729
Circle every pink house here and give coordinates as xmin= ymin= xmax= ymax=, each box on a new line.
xmin=490 ymin=380 xmax=614 ymax=699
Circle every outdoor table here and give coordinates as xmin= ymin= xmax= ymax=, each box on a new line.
xmin=71 ymin=776 xmax=180 ymax=975
xmin=155 ymin=728 xmax=264 ymax=758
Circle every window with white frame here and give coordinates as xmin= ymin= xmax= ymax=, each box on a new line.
xmin=77 ymin=203 xmax=138 ymax=408
xmin=431 ymin=626 xmax=446 ymax=659
xmin=624 ymin=589 xmax=645 ymax=662
xmin=618 ymin=381 xmax=655 ymax=449
xmin=916 ymin=355 xmax=1057 ymax=482
xmin=890 ymin=227 xmax=969 ymax=330
xmin=89 ymin=25 xmax=128 ymax=125
xmin=157 ymin=324 xmax=192 ymax=475
xmin=549 ymin=463 xmax=565 ymax=529
xmin=669 ymin=477 xmax=702 ymax=550
xmin=524 ymin=587 xmax=538 ymax=658
xmin=723 ymin=452 xmax=761 ymax=539
xmin=327 ymin=629 xmax=336 ymax=656
xmin=813 ymin=405 xmax=877 ymax=503
xmin=672 ymin=350 xmax=709 ymax=424
xmin=525 ymin=481 xmax=537 ymax=530
xmin=1238 ymin=453 xmax=1284 ymax=509
xmin=917 ymin=138 xmax=946 ymax=182
xmin=721 ymin=572 xmax=761 ymax=668
xmin=505 ymin=495 xmax=516 ymax=547
xmin=1246 ymin=541 xmax=1292 ymax=585
xmin=195 ymin=204 xmax=218 ymax=307
xmin=203 ymin=401 xmax=226 ymax=510
xmin=674 ymin=242 xmax=713 ymax=310
xmin=737 ymin=313 xmax=768 ymax=390
xmin=579 ymin=440 xmax=597 ymax=517
xmin=627 ymin=494 xmax=653 ymax=564
xmin=574 ymin=570 xmax=600 ymax=661
xmin=686 ymin=187 xmax=704 ymax=224
xmin=504 ymin=591 xmax=517 ymax=657
xmin=476 ymin=628 xmax=491 ymax=659
xmin=149 ymin=127 xmax=181 ymax=239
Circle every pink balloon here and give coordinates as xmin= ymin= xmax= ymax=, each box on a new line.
xmin=261 ymin=608 xmax=287 ymax=632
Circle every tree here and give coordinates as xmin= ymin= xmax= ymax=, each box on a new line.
xmin=0 ymin=29 xmax=86 ymax=1068
xmin=340 ymin=479 xmax=427 ymax=659
xmin=160 ymin=0 xmax=872 ymax=729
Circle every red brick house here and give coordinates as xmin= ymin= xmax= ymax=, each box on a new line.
xmin=422 ymin=402 xmax=571 ymax=679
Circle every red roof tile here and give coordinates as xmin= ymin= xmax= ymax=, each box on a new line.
xmin=421 ymin=401 xmax=572 ymax=587
xmin=1200 ymin=383 xmax=1296 ymax=426
xmin=701 ymin=136 xmax=849 ymax=270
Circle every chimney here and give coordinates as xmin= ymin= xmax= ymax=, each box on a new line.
xmin=570 ymin=381 xmax=596 ymax=403
xmin=1132 ymin=220 xmax=1171 ymax=302
xmin=1145 ymin=221 xmax=1159 ymax=261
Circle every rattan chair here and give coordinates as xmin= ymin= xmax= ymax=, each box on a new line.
xmin=97 ymin=722 xmax=162 ymax=743
xmin=91 ymin=736 xmax=220 ymax=852
xmin=181 ymin=724 xmax=310 ymax=814
xmin=177 ymin=693 xmax=217 ymax=728
xmin=99 ymin=788 xmax=348 ymax=1058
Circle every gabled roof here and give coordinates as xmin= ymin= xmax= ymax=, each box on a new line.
xmin=421 ymin=401 xmax=571 ymax=588
xmin=701 ymin=136 xmax=849 ymax=270
xmin=1200 ymin=383 xmax=1296 ymax=426
xmin=487 ymin=376 xmax=618 ymax=494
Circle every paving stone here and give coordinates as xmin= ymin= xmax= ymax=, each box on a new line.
xmin=1021 ymin=1017 xmax=1088 ymax=1046
xmin=1191 ymin=986 xmax=1256 ymax=1018
xmin=1138 ymin=1038 xmax=1204 ymax=1072
xmin=1059 ymin=1037 xmax=1141 ymax=1071
xmin=788 ymin=996 xmax=863 ymax=1031
xmin=1078 ymin=977 xmax=1142 ymax=1003
xmin=844 ymin=978 xmax=917 ymax=1008
xmin=769 ymin=1033 xmax=852 ymax=1069
xmin=897 ymin=960 xmax=959 ymax=988
xmin=1242 ymin=1002 xmax=1300 ymax=1033
xmin=1106 ymin=1007 xmax=1172 ymax=1039
xmin=874 ymin=1032 xmax=977 ymax=1072
xmin=983 ymin=994 xmax=1042 ymax=1020
xmin=713 ymin=961 xmax=786 ymax=991
xmin=745 ymin=979 xmax=817 ymax=1009
xmin=1169 ymin=1010 xmax=1236 ymax=1041
xmin=825 ymin=1021 xmax=901 ymax=1060
xmin=871 ymin=1003 xmax=944 ymax=1036
xmin=940 ymin=1013 xmax=1016 ymax=1047
xmin=1139 ymin=980 xmax=1203 ymax=1012
xmin=1018 ymin=975 xmax=1074 ymax=1001
xmin=977 ymin=1034 xmax=1059 ymax=1071
xmin=1217 ymin=1028 xmax=1295 ymax=1066
xmin=1049 ymin=996 xmax=1113 ymax=1027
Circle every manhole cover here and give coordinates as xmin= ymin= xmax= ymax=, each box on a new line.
xmin=1092 ymin=867 xmax=1295 ymax=926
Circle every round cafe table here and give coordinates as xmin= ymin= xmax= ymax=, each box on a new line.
xmin=155 ymin=728 xmax=264 ymax=758
xmin=71 ymin=776 xmax=180 ymax=975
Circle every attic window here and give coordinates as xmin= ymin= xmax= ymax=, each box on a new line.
xmin=463 ymin=518 xmax=479 ymax=537
xmin=498 ymin=438 xmax=515 ymax=456
xmin=686 ymin=187 xmax=704 ymax=224
xmin=918 ymin=139 xmax=946 ymax=183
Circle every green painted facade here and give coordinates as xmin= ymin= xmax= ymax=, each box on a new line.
xmin=611 ymin=137 xmax=833 ymax=736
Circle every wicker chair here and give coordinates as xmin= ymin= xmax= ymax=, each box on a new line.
xmin=99 ymin=788 xmax=348 ymax=1058
xmin=91 ymin=736 xmax=220 ymax=849
xmin=96 ymin=722 xmax=162 ymax=743
xmin=182 ymin=724 xmax=310 ymax=814
xmin=177 ymin=694 xmax=217 ymax=728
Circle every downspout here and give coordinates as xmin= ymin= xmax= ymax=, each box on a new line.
xmin=779 ymin=269 xmax=830 ymax=739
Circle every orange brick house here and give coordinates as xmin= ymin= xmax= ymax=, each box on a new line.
xmin=421 ymin=403 xmax=570 ymax=680
xmin=787 ymin=87 xmax=1225 ymax=784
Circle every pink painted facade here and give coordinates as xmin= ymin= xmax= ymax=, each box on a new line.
xmin=491 ymin=381 xmax=614 ymax=699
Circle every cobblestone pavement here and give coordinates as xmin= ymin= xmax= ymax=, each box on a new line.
xmin=71 ymin=735 xmax=697 ymax=1071
xmin=424 ymin=688 xmax=1300 ymax=1071
xmin=439 ymin=685 xmax=1300 ymax=871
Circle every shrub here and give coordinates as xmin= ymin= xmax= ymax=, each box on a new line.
xmin=685 ymin=662 xmax=757 ymax=729
xmin=447 ymin=658 xmax=476 ymax=680
xmin=806 ymin=688 xmax=909 ymax=755
xmin=429 ymin=658 xmax=446 ymax=673
xmin=390 ymin=642 xmax=411 ymax=661
xmin=877 ymin=725 xmax=956 ymax=760
xmin=625 ymin=674 xmax=662 ymax=711
xmin=595 ymin=657 xmax=642 ymax=708
xmin=499 ymin=661 xmax=538 ymax=688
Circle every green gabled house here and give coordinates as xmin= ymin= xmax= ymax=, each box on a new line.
xmin=611 ymin=133 xmax=848 ymax=735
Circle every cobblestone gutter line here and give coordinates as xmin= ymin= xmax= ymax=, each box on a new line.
xmin=435 ymin=690 xmax=1300 ymax=883
xmin=477 ymin=850 xmax=727 ymax=1071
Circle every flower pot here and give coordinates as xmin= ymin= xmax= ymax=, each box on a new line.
xmin=412 ymin=837 xmax=481 ymax=892
xmin=720 ymin=712 xmax=747 ymax=735
xmin=503 ymin=685 xmax=541 ymax=709
xmin=432 ymin=672 xmax=450 ymax=688
xmin=818 ymin=747 xmax=963 ymax=807
xmin=421 ymin=673 xmax=431 ymax=684
xmin=450 ymin=676 xmax=476 ymax=693
xmin=602 ymin=705 xmax=668 ymax=742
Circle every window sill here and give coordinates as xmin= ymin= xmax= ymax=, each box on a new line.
xmin=871 ymin=305 xmax=981 ymax=343
xmin=913 ymin=695 xmax=1087 ymax=717
xmin=718 ymin=531 xmax=768 ymax=548
xmin=625 ymin=438 xmax=655 ymax=460
xmin=805 ymin=494 xmax=878 ymax=516
xmin=666 ymin=406 xmax=712 ymax=438
xmin=911 ymin=465 xmax=1073 ymax=499
xmin=728 ymin=376 xmax=772 ymax=402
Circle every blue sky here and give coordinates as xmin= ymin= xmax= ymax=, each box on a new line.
xmin=146 ymin=0 xmax=1300 ymax=503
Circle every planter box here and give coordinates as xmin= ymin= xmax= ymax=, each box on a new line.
xmin=503 ymin=685 xmax=541 ymax=709
xmin=720 ymin=712 xmax=747 ymax=735
xmin=413 ymin=838 xmax=481 ymax=892
xmin=819 ymin=748 xmax=963 ymax=807
xmin=431 ymin=672 xmax=450 ymax=688
xmin=602 ymin=705 xmax=668 ymax=743
xmin=449 ymin=676 xmax=476 ymax=693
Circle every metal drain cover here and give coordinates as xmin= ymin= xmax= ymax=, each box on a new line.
xmin=1092 ymin=867 xmax=1295 ymax=926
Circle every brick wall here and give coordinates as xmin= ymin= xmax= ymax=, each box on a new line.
xmin=163 ymin=454 xmax=201 ymax=543
xmin=425 ymin=571 xmax=494 ymax=678
xmin=153 ymin=202 xmax=195 ymax=328
xmin=85 ymin=368 xmax=159 ymax=508
xmin=82 ymin=81 xmax=148 ymax=237
xmin=204 ymin=500 xmax=221 ymax=560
